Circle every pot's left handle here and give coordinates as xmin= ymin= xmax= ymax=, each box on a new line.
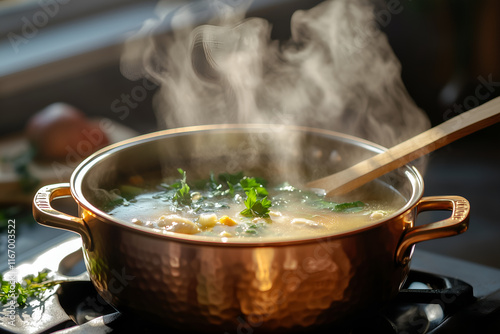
xmin=396 ymin=196 xmax=470 ymax=266
xmin=33 ymin=183 xmax=93 ymax=250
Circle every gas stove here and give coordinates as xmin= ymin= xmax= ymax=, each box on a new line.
xmin=1 ymin=237 xmax=500 ymax=334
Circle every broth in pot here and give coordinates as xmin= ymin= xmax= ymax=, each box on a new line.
xmin=103 ymin=169 xmax=406 ymax=241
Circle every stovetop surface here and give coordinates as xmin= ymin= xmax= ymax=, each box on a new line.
xmin=1 ymin=237 xmax=500 ymax=334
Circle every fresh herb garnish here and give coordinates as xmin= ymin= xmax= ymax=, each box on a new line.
xmin=218 ymin=171 xmax=244 ymax=186
xmin=216 ymin=171 xmax=245 ymax=196
xmin=110 ymin=168 xmax=363 ymax=224
xmin=0 ymin=269 xmax=57 ymax=308
xmin=173 ymin=168 xmax=192 ymax=206
xmin=191 ymin=171 xmax=243 ymax=197
xmin=240 ymin=177 xmax=268 ymax=197
xmin=207 ymin=172 xmax=221 ymax=191
xmin=240 ymin=188 xmax=272 ymax=218
xmin=238 ymin=177 xmax=271 ymax=217
xmin=226 ymin=182 xmax=235 ymax=196
xmin=312 ymin=198 xmax=365 ymax=212
xmin=332 ymin=201 xmax=365 ymax=212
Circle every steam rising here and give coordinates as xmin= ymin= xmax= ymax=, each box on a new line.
xmin=121 ymin=0 xmax=430 ymax=148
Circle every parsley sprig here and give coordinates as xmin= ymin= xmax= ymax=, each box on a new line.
xmin=0 ymin=269 xmax=57 ymax=308
xmin=172 ymin=168 xmax=192 ymax=206
xmin=239 ymin=177 xmax=272 ymax=218
xmin=164 ymin=170 xmax=273 ymax=218
xmin=205 ymin=171 xmax=244 ymax=197
xmin=240 ymin=188 xmax=272 ymax=218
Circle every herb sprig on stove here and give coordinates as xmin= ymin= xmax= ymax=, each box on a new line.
xmin=0 ymin=269 xmax=57 ymax=308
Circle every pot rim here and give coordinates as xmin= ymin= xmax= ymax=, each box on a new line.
xmin=70 ymin=124 xmax=424 ymax=247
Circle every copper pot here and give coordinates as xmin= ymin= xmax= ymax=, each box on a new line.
xmin=32 ymin=124 xmax=469 ymax=332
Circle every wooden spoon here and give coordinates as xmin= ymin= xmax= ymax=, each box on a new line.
xmin=306 ymin=96 xmax=500 ymax=196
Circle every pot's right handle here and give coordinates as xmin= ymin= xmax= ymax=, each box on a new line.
xmin=33 ymin=183 xmax=93 ymax=250
xmin=396 ymin=196 xmax=470 ymax=266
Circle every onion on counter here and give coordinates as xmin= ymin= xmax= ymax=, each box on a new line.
xmin=25 ymin=103 xmax=110 ymax=161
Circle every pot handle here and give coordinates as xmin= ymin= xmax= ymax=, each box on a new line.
xmin=33 ymin=183 xmax=92 ymax=250
xmin=396 ymin=196 xmax=469 ymax=266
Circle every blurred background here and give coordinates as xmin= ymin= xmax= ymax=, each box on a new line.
xmin=0 ymin=0 xmax=499 ymax=269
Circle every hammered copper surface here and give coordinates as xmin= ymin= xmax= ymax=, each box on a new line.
xmin=82 ymin=208 xmax=410 ymax=332
xmin=32 ymin=125 xmax=470 ymax=333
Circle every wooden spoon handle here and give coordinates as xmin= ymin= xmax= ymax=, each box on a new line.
xmin=307 ymin=96 xmax=500 ymax=196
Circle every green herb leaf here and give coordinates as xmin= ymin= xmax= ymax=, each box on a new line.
xmin=0 ymin=269 xmax=56 ymax=308
xmin=332 ymin=201 xmax=365 ymax=212
xmin=240 ymin=187 xmax=257 ymax=217
xmin=240 ymin=188 xmax=272 ymax=217
xmin=218 ymin=171 xmax=244 ymax=186
xmin=227 ymin=182 xmax=235 ymax=196
xmin=309 ymin=196 xmax=364 ymax=213
xmin=208 ymin=172 xmax=220 ymax=191
xmin=240 ymin=177 xmax=268 ymax=197
xmin=251 ymin=196 xmax=272 ymax=216
xmin=173 ymin=169 xmax=192 ymax=206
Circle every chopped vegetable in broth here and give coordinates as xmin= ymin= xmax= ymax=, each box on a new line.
xmin=104 ymin=170 xmax=405 ymax=240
